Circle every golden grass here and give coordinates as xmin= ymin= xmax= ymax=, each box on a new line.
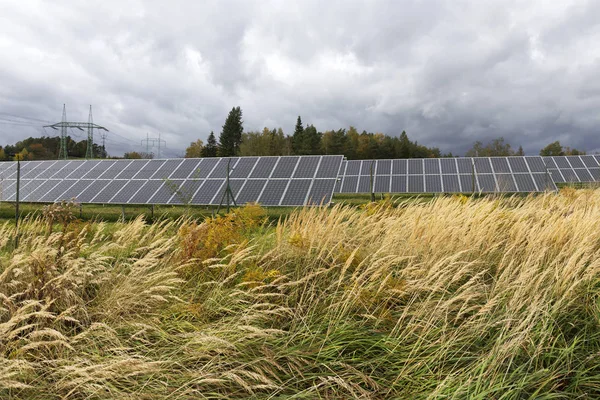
xmin=0 ymin=190 xmax=599 ymax=398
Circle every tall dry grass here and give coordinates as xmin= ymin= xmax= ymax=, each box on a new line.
xmin=0 ymin=190 xmax=599 ymax=398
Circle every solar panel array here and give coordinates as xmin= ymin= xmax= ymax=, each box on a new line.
xmin=1 ymin=154 xmax=599 ymax=205
xmin=542 ymin=155 xmax=600 ymax=183
xmin=335 ymin=156 xmax=562 ymax=194
xmin=0 ymin=156 xmax=343 ymax=206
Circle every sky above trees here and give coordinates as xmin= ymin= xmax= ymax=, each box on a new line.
xmin=0 ymin=0 xmax=599 ymax=157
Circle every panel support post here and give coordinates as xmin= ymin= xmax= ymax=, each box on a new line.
xmin=14 ymin=157 xmax=20 ymax=248
xmin=370 ymin=160 xmax=375 ymax=202
xmin=121 ymin=205 xmax=126 ymax=222
xmin=150 ymin=204 xmax=154 ymax=219
xmin=471 ymin=159 xmax=476 ymax=195
xmin=216 ymin=159 xmax=237 ymax=214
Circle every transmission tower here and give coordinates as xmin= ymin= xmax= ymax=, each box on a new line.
xmin=59 ymin=104 xmax=67 ymax=160
xmin=85 ymin=105 xmax=94 ymax=159
xmin=44 ymin=105 xmax=109 ymax=160
xmin=99 ymin=131 xmax=108 ymax=158
xmin=141 ymin=133 xmax=167 ymax=158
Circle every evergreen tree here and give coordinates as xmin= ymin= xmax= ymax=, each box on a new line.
xmin=218 ymin=107 xmax=244 ymax=156
xmin=303 ymin=124 xmax=321 ymax=155
xmin=398 ymin=131 xmax=411 ymax=158
xmin=292 ymin=116 xmax=304 ymax=154
xmin=516 ymin=145 xmax=525 ymax=156
xmin=202 ymin=131 xmax=218 ymax=157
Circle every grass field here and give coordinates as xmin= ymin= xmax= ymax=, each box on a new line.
xmin=0 ymin=189 xmax=599 ymax=398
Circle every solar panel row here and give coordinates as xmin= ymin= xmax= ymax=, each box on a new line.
xmin=336 ymin=156 xmax=559 ymax=193
xmin=542 ymin=155 xmax=600 ymax=183
xmin=0 ymin=156 xmax=343 ymax=206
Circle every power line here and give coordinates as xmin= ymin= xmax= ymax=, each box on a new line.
xmin=0 ymin=112 xmax=51 ymax=123
xmin=44 ymin=104 xmax=108 ymax=160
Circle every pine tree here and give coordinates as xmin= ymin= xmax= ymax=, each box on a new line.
xmin=516 ymin=145 xmax=524 ymax=156
xmin=398 ymin=131 xmax=411 ymax=158
xmin=202 ymin=131 xmax=218 ymax=157
xmin=303 ymin=124 xmax=321 ymax=155
xmin=218 ymin=107 xmax=244 ymax=156
xmin=292 ymin=116 xmax=304 ymax=154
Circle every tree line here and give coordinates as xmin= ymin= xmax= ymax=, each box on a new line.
xmin=184 ymin=106 xmax=587 ymax=159
xmin=0 ymin=136 xmax=106 ymax=160
xmin=0 ymin=106 xmax=587 ymax=160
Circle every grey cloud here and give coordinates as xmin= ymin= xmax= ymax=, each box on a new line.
xmin=0 ymin=0 xmax=599 ymax=157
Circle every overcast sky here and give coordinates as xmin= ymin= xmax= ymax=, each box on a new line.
xmin=0 ymin=0 xmax=599 ymax=157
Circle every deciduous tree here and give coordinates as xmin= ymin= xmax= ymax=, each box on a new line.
xmin=185 ymin=139 xmax=204 ymax=158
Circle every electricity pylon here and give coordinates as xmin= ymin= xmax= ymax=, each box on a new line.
xmin=141 ymin=133 xmax=167 ymax=158
xmin=44 ymin=105 xmax=109 ymax=159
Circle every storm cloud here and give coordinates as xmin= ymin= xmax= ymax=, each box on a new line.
xmin=0 ymin=0 xmax=599 ymax=156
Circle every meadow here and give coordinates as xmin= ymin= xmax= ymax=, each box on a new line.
xmin=0 ymin=189 xmax=599 ymax=398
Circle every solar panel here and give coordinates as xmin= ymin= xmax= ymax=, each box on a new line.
xmin=473 ymin=158 xmax=493 ymax=174
xmin=508 ymin=157 xmax=528 ymax=173
xmin=408 ymin=175 xmax=423 ymax=192
xmin=307 ymin=179 xmax=336 ymax=205
xmin=477 ymin=174 xmax=497 ymax=192
xmin=152 ymin=159 xmax=183 ymax=179
xmin=98 ymin=160 xmax=129 ymax=179
xmin=491 ymin=158 xmax=510 ymax=173
xmin=78 ymin=180 xmax=110 ymax=202
xmin=60 ymin=180 xmax=94 ymax=201
xmin=456 ymin=158 xmax=473 ymax=174
xmin=341 ymin=176 xmax=359 ymax=193
xmin=374 ymin=175 xmax=390 ymax=192
xmin=440 ymin=158 xmax=457 ymax=174
xmin=22 ymin=180 xmax=60 ymax=202
xmin=336 ymin=156 xmax=557 ymax=194
xmin=357 ymin=176 xmax=371 ymax=192
xmin=376 ymin=159 xmax=392 ymax=175
xmin=85 ymin=160 xmax=117 ymax=179
xmin=129 ymin=180 xmax=164 ymax=204
xmin=294 ymin=156 xmax=320 ymax=178
xmin=230 ymin=157 xmax=258 ymax=179
xmin=209 ymin=158 xmax=240 ymax=179
xmin=391 ymin=176 xmax=407 ymax=192
xmin=149 ymin=180 xmax=183 ymax=204
xmin=170 ymin=159 xmax=202 ymax=179
xmin=134 ymin=160 xmax=166 ymax=179
xmin=442 ymin=175 xmax=460 ymax=192
xmin=589 ymin=169 xmax=600 ymax=181
xmin=235 ymin=179 xmax=266 ymax=204
xmin=167 ymin=179 xmax=204 ymax=204
xmin=192 ymin=180 xmax=224 ymax=204
xmin=424 ymin=159 xmax=440 ymax=174
xmin=92 ymin=180 xmax=128 ymax=203
xmin=258 ymin=180 xmax=288 ymax=206
xmin=346 ymin=160 xmax=362 ymax=175
xmin=525 ymin=157 xmax=547 ymax=172
xmin=281 ymin=179 xmax=312 ymax=206
xmin=318 ymin=156 xmax=345 ymax=178
xmin=495 ymin=174 xmax=517 ymax=192
xmin=514 ymin=174 xmax=537 ymax=192
xmin=408 ymin=159 xmax=423 ymax=175
xmin=561 ymin=169 xmax=579 ymax=183
xmin=425 ymin=175 xmax=442 ymax=192
xmin=543 ymin=155 xmax=600 ymax=184
xmin=110 ymin=180 xmax=146 ymax=204
xmin=249 ymin=157 xmax=277 ymax=178
xmin=581 ymin=155 xmax=599 ymax=168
